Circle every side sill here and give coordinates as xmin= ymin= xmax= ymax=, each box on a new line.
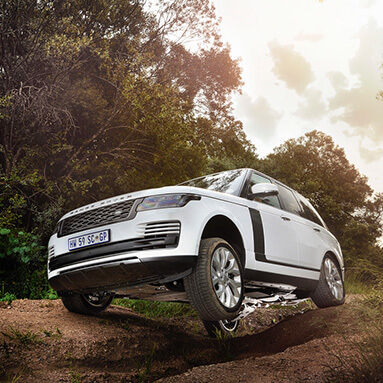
xmin=244 ymin=268 xmax=319 ymax=291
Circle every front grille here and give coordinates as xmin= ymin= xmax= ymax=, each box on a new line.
xmin=59 ymin=199 xmax=136 ymax=237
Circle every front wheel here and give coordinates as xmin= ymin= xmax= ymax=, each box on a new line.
xmin=184 ymin=237 xmax=244 ymax=321
xmin=61 ymin=292 xmax=113 ymax=315
xmin=311 ymin=255 xmax=345 ymax=308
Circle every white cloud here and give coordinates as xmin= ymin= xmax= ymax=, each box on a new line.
xmin=295 ymin=88 xmax=327 ymax=121
xmin=213 ymin=0 xmax=383 ymax=192
xmin=295 ymin=32 xmax=324 ymax=42
xmin=327 ymin=71 xmax=349 ymax=91
xmin=359 ymin=144 xmax=383 ymax=163
xmin=359 ymin=0 xmax=376 ymax=8
xmin=235 ymin=93 xmax=283 ymax=142
xmin=268 ymin=41 xmax=315 ymax=94
xmin=328 ymin=18 xmax=383 ymax=144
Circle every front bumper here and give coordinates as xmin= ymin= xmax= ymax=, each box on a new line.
xmin=49 ymin=253 xmax=196 ymax=293
xmin=47 ymin=201 xmax=205 ymax=293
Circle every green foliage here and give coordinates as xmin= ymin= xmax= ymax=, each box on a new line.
xmin=66 ymin=352 xmax=83 ymax=383
xmin=136 ymin=344 xmax=156 ymax=383
xmin=345 ymin=246 xmax=383 ymax=286
xmin=113 ymin=298 xmax=196 ymax=318
xmin=214 ymin=330 xmax=234 ymax=362
xmin=344 ymin=276 xmax=371 ymax=295
xmin=0 ymin=0 xmax=252 ymax=298
xmin=42 ymin=328 xmax=62 ymax=339
xmin=0 ymin=0 xmax=246 ymax=215
xmin=0 ymin=370 xmax=24 ymax=383
xmin=0 ymin=229 xmax=40 ymax=263
xmin=0 ymin=292 xmax=17 ymax=305
xmin=0 ymin=228 xmax=48 ymax=299
xmin=1 ymin=327 xmax=40 ymax=348
xmin=41 ymin=288 xmax=59 ymax=300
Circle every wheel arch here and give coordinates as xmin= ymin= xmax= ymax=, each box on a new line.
xmin=324 ymin=250 xmax=344 ymax=279
xmin=324 ymin=250 xmax=343 ymax=268
xmin=201 ymin=215 xmax=246 ymax=267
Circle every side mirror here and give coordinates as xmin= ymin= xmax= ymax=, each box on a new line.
xmin=249 ymin=183 xmax=279 ymax=199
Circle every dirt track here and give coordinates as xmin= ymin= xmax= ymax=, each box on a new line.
xmin=0 ymin=297 xmax=358 ymax=382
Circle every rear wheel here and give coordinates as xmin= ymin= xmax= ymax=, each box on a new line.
xmin=61 ymin=292 xmax=113 ymax=315
xmin=203 ymin=319 xmax=240 ymax=338
xmin=184 ymin=237 xmax=244 ymax=321
xmin=311 ymin=255 xmax=345 ymax=308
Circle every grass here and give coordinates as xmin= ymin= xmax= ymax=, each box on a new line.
xmin=135 ymin=344 xmax=156 ymax=383
xmin=214 ymin=329 xmax=234 ymax=362
xmin=323 ymin=288 xmax=383 ymax=382
xmin=42 ymin=328 xmax=62 ymax=339
xmin=0 ymin=370 xmax=24 ymax=383
xmin=1 ymin=327 xmax=39 ymax=347
xmin=0 ymin=293 xmax=17 ymax=305
xmin=344 ymin=275 xmax=371 ymax=295
xmin=113 ymin=298 xmax=196 ymax=318
xmin=65 ymin=352 xmax=83 ymax=383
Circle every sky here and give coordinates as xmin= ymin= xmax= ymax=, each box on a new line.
xmin=212 ymin=0 xmax=383 ymax=193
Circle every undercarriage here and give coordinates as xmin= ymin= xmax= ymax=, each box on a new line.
xmin=107 ymin=282 xmax=310 ymax=322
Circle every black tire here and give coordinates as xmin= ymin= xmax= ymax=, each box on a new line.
xmin=311 ymin=255 xmax=345 ymax=308
xmin=203 ymin=319 xmax=240 ymax=338
xmin=184 ymin=237 xmax=244 ymax=321
xmin=61 ymin=293 xmax=113 ymax=315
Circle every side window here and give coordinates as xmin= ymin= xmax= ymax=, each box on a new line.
xmin=249 ymin=172 xmax=281 ymax=209
xmin=296 ymin=193 xmax=325 ymax=227
xmin=277 ymin=184 xmax=301 ymax=215
xmin=250 ymin=173 xmax=271 ymax=185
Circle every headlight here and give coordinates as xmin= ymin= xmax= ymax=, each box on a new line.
xmin=136 ymin=194 xmax=200 ymax=212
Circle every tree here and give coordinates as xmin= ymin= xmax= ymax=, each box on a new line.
xmin=0 ymin=0 xmax=259 ymax=297
xmin=0 ymin=0 xmax=249 ymax=234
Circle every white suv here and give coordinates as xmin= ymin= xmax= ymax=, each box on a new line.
xmin=48 ymin=169 xmax=345 ymax=329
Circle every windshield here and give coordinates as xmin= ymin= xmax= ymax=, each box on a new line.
xmin=180 ymin=169 xmax=247 ymax=196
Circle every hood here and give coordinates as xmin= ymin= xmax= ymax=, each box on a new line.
xmin=59 ymin=185 xmax=247 ymax=221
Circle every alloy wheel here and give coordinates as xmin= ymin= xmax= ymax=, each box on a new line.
xmin=324 ymin=258 xmax=344 ymax=300
xmin=211 ymin=246 xmax=242 ymax=309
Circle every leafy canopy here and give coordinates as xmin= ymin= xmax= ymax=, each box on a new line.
xmin=0 ymin=0 xmax=254 ymax=232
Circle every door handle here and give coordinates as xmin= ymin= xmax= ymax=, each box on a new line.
xmin=281 ymin=216 xmax=291 ymax=221
xmin=313 ymin=227 xmax=321 ymax=232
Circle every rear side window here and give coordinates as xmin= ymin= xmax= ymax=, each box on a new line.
xmin=276 ymin=184 xmax=301 ymax=215
xmin=295 ymin=193 xmax=325 ymax=227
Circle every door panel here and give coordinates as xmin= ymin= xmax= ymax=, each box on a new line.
xmin=254 ymin=204 xmax=299 ymax=266
xmin=293 ymin=217 xmax=325 ymax=270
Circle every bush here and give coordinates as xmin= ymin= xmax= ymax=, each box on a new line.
xmin=0 ymin=228 xmax=50 ymax=299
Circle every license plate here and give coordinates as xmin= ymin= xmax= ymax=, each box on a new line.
xmin=68 ymin=229 xmax=110 ymax=251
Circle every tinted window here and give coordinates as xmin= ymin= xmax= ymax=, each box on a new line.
xmin=296 ymin=193 xmax=325 ymax=227
xmin=180 ymin=169 xmax=246 ymax=196
xmin=250 ymin=172 xmax=271 ymax=185
xmin=277 ymin=184 xmax=301 ymax=215
xmin=249 ymin=172 xmax=281 ymax=209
